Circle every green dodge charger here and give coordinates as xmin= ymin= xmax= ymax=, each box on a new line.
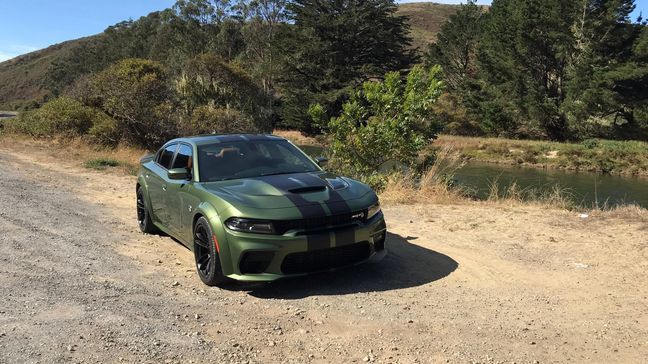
xmin=136 ymin=134 xmax=387 ymax=286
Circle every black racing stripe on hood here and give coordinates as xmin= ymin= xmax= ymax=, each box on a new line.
xmin=258 ymin=174 xmax=330 ymax=251
xmin=283 ymin=173 xmax=353 ymax=216
xmin=258 ymin=173 xmax=365 ymax=251
xmin=289 ymin=174 xmax=354 ymax=247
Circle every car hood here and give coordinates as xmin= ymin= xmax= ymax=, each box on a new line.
xmin=201 ymin=172 xmax=374 ymax=210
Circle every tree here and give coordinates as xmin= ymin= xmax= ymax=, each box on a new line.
xmin=175 ymin=53 xmax=273 ymax=132
xmin=279 ymin=0 xmax=417 ymax=134
xmin=426 ymin=0 xmax=484 ymax=91
xmin=425 ymin=0 xmax=486 ymax=136
xmin=91 ymin=59 xmax=176 ymax=148
xmin=326 ymin=65 xmax=444 ymax=179
xmin=236 ymin=0 xmax=288 ymax=98
xmin=477 ymin=0 xmax=581 ymax=140
xmin=563 ymin=0 xmax=647 ymax=139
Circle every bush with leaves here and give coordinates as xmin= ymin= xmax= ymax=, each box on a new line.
xmin=325 ymin=65 xmax=445 ymax=188
xmin=91 ymin=58 xmax=177 ymax=148
xmin=184 ymin=105 xmax=262 ymax=135
xmin=176 ymin=54 xmax=273 ymax=132
xmin=6 ymin=97 xmax=112 ymax=138
xmin=87 ymin=114 xmax=120 ymax=146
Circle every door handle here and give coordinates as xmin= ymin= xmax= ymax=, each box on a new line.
xmin=162 ymin=185 xmax=167 ymax=191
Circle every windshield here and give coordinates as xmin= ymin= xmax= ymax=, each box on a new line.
xmin=197 ymin=140 xmax=320 ymax=182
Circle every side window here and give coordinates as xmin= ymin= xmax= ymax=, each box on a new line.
xmin=157 ymin=144 xmax=178 ymax=169
xmin=172 ymin=144 xmax=193 ymax=169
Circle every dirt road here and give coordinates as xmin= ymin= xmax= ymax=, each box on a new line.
xmin=1 ymin=140 xmax=647 ymax=363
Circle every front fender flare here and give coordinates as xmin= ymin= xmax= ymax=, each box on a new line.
xmin=194 ymin=202 xmax=234 ymax=276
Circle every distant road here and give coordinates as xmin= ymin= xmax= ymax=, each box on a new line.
xmin=0 ymin=111 xmax=17 ymax=119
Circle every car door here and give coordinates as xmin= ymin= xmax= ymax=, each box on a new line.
xmin=148 ymin=143 xmax=178 ymax=229
xmin=165 ymin=143 xmax=197 ymax=240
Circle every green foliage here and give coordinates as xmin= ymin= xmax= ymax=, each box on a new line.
xmin=326 ymin=65 xmax=445 ymax=183
xmin=581 ymin=138 xmax=600 ymax=149
xmin=563 ymin=14 xmax=648 ymax=140
xmin=184 ymin=105 xmax=261 ymax=135
xmin=84 ymin=158 xmax=121 ymax=170
xmin=6 ymin=97 xmax=111 ymax=138
xmin=447 ymin=136 xmax=648 ymax=175
xmin=431 ymin=0 xmax=647 ymax=141
xmin=176 ymin=54 xmax=273 ymax=132
xmin=91 ymin=58 xmax=176 ymax=148
xmin=88 ymin=114 xmax=120 ymax=146
xmin=279 ymin=0 xmax=417 ymax=134
xmin=425 ymin=0 xmax=483 ymax=91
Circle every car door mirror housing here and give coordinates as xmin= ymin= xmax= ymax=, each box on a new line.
xmin=315 ymin=156 xmax=328 ymax=167
xmin=168 ymin=168 xmax=190 ymax=180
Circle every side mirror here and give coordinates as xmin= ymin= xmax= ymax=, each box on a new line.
xmin=315 ymin=156 xmax=329 ymax=167
xmin=168 ymin=168 xmax=190 ymax=180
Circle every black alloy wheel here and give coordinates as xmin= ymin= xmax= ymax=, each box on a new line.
xmin=193 ymin=217 xmax=228 ymax=286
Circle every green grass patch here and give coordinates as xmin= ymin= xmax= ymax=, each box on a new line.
xmin=436 ymin=135 xmax=648 ymax=176
xmin=84 ymin=158 xmax=121 ymax=170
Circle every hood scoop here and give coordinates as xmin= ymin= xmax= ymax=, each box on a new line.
xmin=288 ymin=186 xmax=327 ymax=194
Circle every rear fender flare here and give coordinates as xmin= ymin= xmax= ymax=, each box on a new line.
xmin=136 ymin=174 xmax=155 ymax=220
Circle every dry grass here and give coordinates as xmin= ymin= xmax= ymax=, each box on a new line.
xmin=588 ymin=204 xmax=648 ymax=221
xmin=380 ymin=147 xmax=469 ymax=204
xmin=0 ymin=133 xmax=147 ymax=176
xmin=396 ymin=3 xmax=461 ymax=50
xmin=272 ymin=129 xmax=326 ymax=146
xmin=2 ymin=133 xmax=645 ymax=219
xmin=485 ymin=180 xmax=575 ymax=210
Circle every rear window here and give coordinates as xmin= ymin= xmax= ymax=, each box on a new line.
xmin=157 ymin=144 xmax=177 ymax=169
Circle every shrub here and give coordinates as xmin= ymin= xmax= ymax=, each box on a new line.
xmin=326 ymin=65 xmax=445 ymax=182
xmin=84 ymin=158 xmax=121 ymax=170
xmin=184 ymin=106 xmax=261 ymax=135
xmin=91 ymin=58 xmax=177 ymax=148
xmin=6 ymin=97 xmax=107 ymax=137
xmin=88 ymin=113 xmax=120 ymax=146
xmin=581 ymin=138 xmax=600 ymax=149
xmin=176 ymin=54 xmax=273 ymax=133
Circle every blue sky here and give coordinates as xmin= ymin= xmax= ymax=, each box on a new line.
xmin=0 ymin=0 xmax=646 ymax=62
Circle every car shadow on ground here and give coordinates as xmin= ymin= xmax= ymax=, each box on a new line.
xmin=232 ymin=232 xmax=458 ymax=299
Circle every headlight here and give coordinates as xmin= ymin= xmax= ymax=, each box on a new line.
xmin=225 ymin=217 xmax=276 ymax=234
xmin=367 ymin=201 xmax=381 ymax=220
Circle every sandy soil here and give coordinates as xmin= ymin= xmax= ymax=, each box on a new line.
xmin=0 ymin=139 xmax=647 ymax=363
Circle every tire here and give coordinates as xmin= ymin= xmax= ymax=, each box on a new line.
xmin=193 ymin=217 xmax=229 ymax=286
xmin=136 ymin=186 xmax=160 ymax=234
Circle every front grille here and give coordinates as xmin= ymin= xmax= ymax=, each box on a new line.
xmin=274 ymin=211 xmax=366 ymax=234
xmin=281 ymin=242 xmax=371 ymax=274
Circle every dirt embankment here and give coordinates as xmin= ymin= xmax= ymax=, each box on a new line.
xmin=0 ymin=139 xmax=647 ymax=363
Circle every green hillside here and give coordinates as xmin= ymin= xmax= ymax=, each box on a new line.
xmin=0 ymin=2 xmax=459 ymax=110
xmin=396 ymin=2 xmax=461 ymax=50
xmin=0 ymin=37 xmax=97 ymax=110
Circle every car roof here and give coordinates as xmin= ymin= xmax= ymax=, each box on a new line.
xmin=167 ymin=134 xmax=287 ymax=146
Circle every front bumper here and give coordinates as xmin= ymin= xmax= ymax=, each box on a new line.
xmin=221 ymin=212 xmax=387 ymax=281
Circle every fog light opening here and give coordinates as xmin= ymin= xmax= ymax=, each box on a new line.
xmin=373 ymin=232 xmax=386 ymax=251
